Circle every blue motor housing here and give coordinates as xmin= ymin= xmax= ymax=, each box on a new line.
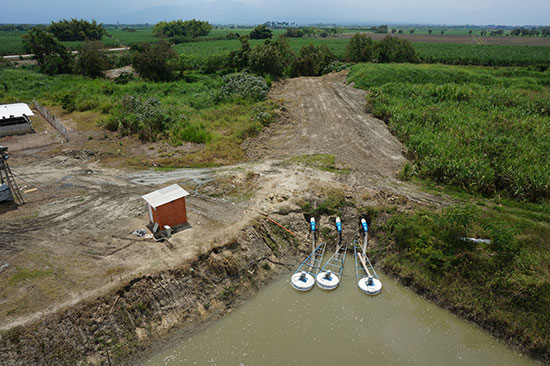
xmin=361 ymin=218 xmax=368 ymax=233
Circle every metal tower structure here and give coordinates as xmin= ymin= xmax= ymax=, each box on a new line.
xmin=0 ymin=146 xmax=24 ymax=204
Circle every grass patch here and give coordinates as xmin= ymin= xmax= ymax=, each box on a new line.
xmin=299 ymin=188 xmax=353 ymax=216
xmin=8 ymin=267 xmax=54 ymax=286
xmin=288 ymin=154 xmax=350 ymax=174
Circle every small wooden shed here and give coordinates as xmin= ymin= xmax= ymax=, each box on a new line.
xmin=142 ymin=184 xmax=190 ymax=230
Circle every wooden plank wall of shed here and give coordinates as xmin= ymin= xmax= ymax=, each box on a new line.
xmin=151 ymin=197 xmax=187 ymax=228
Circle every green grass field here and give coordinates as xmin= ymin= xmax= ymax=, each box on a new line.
xmin=174 ymin=37 xmax=550 ymax=67
xmin=174 ymin=37 xmax=349 ymax=58
xmin=415 ymin=42 xmax=550 ymax=66
xmin=348 ymin=63 xmax=550 ymax=200
xmin=0 ymin=30 xmax=26 ymax=55
xmin=3 ymin=26 xmax=550 ymax=67
xmin=106 ymin=28 xmax=157 ymax=46
xmin=0 ymin=31 xmax=121 ymax=55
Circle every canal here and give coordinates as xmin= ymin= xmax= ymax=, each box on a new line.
xmin=144 ymin=254 xmax=538 ymax=366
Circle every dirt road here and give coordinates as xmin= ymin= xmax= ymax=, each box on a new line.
xmin=248 ymin=71 xmax=440 ymax=204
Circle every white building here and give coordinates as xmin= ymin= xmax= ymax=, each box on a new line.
xmin=0 ymin=103 xmax=34 ymax=137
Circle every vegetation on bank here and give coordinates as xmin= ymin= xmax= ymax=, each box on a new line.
xmin=346 ymin=62 xmax=550 ymax=360
xmin=370 ymin=201 xmax=550 ymax=360
xmin=348 ymin=63 xmax=550 ymax=201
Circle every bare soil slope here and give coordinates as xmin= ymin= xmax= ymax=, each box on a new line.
xmin=248 ymin=71 xmax=440 ymax=205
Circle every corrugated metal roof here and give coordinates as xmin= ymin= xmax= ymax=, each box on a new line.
xmin=142 ymin=184 xmax=190 ymax=208
xmin=0 ymin=103 xmax=34 ymax=119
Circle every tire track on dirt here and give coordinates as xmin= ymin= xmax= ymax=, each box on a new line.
xmin=248 ymin=71 xmax=446 ymax=205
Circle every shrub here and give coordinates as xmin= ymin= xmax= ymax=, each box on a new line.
xmin=114 ymin=72 xmax=135 ymax=84
xmin=108 ymin=52 xmax=132 ymax=68
xmin=220 ymin=73 xmax=269 ymax=102
xmin=251 ymin=104 xmax=274 ymax=126
xmin=248 ymin=40 xmax=286 ymax=77
xmin=291 ymin=44 xmax=335 ymax=77
xmin=131 ymin=40 xmax=178 ymax=81
xmin=345 ymin=33 xmax=377 ymax=62
xmin=322 ymin=61 xmax=349 ymax=74
xmin=229 ymin=36 xmax=251 ymax=71
xmin=377 ymin=36 xmax=419 ymax=63
xmin=168 ymin=35 xmax=192 ymax=45
xmin=284 ymin=28 xmax=304 ymax=37
xmin=201 ymin=53 xmax=232 ymax=74
xmin=104 ymin=95 xmax=173 ymax=141
xmin=249 ymin=25 xmax=272 ymax=39
xmin=60 ymin=93 xmax=76 ymax=112
xmin=22 ymin=27 xmax=73 ymax=75
xmin=226 ymin=32 xmax=239 ymax=40
xmin=171 ymin=122 xmax=211 ymax=144
xmin=74 ymin=41 xmax=110 ymax=78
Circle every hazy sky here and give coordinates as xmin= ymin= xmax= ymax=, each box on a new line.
xmin=1 ymin=0 xmax=548 ymax=25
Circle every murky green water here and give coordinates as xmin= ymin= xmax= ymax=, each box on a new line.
xmin=144 ymin=254 xmax=538 ymax=366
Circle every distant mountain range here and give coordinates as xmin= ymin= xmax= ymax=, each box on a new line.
xmin=102 ymin=2 xmax=264 ymax=25
xmin=0 ymin=0 xmax=547 ymax=27
xmin=100 ymin=1 xmax=367 ymax=25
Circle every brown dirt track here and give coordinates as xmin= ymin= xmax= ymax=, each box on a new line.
xmin=247 ymin=71 xmax=443 ymax=205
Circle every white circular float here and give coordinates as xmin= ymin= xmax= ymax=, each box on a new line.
xmin=358 ymin=276 xmax=382 ymax=295
xmin=291 ymin=271 xmax=315 ymax=291
xmin=316 ymin=270 xmax=340 ymax=290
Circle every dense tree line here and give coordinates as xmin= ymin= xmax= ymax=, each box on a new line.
xmin=345 ymin=34 xmax=418 ymax=63
xmin=510 ymin=27 xmax=544 ymax=37
xmin=369 ymin=25 xmax=388 ymax=33
xmin=152 ymin=19 xmax=212 ymax=38
xmin=263 ymin=21 xmax=297 ymax=29
xmin=249 ymin=25 xmax=272 ymax=39
xmin=0 ymin=24 xmax=43 ymax=31
xmin=284 ymin=28 xmax=304 ymax=38
xmin=48 ymin=18 xmax=106 ymax=41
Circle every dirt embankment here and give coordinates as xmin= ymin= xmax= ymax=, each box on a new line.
xmin=0 ymin=213 xmax=305 ymax=366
